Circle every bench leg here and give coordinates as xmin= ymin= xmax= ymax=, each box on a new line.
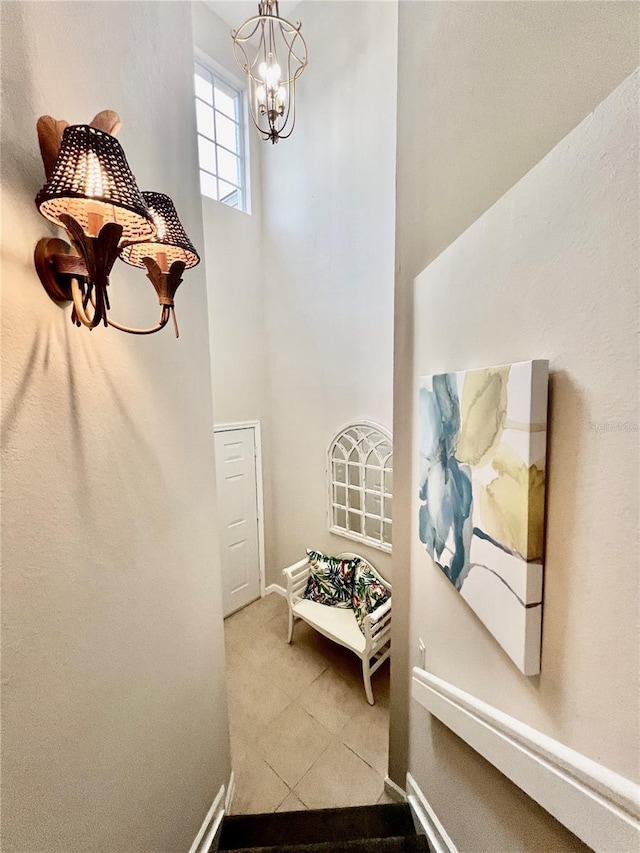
xmin=362 ymin=657 xmax=374 ymax=705
xmin=287 ymin=607 xmax=294 ymax=644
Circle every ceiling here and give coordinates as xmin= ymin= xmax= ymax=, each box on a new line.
xmin=205 ymin=1 xmax=303 ymax=30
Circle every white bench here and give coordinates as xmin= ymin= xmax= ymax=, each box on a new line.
xmin=282 ymin=552 xmax=392 ymax=705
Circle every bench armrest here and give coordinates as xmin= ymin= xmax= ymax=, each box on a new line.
xmin=369 ymin=596 xmax=392 ymax=624
xmin=363 ymin=596 xmax=392 ymax=653
xmin=282 ymin=557 xmax=311 ymax=604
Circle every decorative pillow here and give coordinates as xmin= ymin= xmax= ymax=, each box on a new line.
xmin=352 ymin=560 xmax=391 ymax=632
xmin=303 ymin=550 xmax=357 ymax=608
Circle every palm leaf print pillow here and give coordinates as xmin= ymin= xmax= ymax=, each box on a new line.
xmin=303 ymin=550 xmax=357 ymax=608
xmin=352 ymin=560 xmax=391 ymax=632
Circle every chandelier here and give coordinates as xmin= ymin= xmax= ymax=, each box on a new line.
xmin=232 ymin=0 xmax=308 ymax=144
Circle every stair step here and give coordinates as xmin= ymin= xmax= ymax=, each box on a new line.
xmin=224 ymin=836 xmax=431 ymax=853
xmin=219 ymin=804 xmax=417 ymax=850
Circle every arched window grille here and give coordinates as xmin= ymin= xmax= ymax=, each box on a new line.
xmin=328 ymin=422 xmax=393 ymax=553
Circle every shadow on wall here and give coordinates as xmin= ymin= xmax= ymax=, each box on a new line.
xmin=1 ymin=299 xmax=172 ymax=540
xmin=1 ymin=0 xmax=171 ymax=536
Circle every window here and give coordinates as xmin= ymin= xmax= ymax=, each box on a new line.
xmin=194 ymin=57 xmax=248 ymax=212
xmin=328 ymin=422 xmax=393 ymax=553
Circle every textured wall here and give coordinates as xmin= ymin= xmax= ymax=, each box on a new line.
xmin=260 ymin=1 xmax=398 ymax=586
xmin=390 ymin=1 xmax=640 ymax=804
xmin=0 ymin=2 xmax=231 ymax=850
xmin=399 ymin=54 xmax=639 ymax=853
xmin=192 ymin=2 xmax=269 ymax=431
xmin=412 ymin=69 xmax=639 ymax=852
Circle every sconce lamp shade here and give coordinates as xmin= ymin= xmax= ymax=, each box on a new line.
xmin=119 ymin=192 xmax=200 ymax=270
xmin=35 ymin=124 xmax=155 ymax=242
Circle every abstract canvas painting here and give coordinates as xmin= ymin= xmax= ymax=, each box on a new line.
xmin=418 ymin=360 xmax=549 ymax=675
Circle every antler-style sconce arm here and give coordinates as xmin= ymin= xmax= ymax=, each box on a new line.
xmin=34 ymin=237 xmax=180 ymax=337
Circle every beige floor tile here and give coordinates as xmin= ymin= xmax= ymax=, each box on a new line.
xmin=231 ymin=757 xmax=290 ymax=815
xmin=225 ymin=595 xmax=287 ymax=650
xmin=225 ymin=594 xmax=390 ymax=815
xmin=259 ymin=702 xmax=333 ymax=788
xmin=318 ymin=640 xmax=364 ymax=684
xmin=226 ymin=651 xmax=263 ymax=702
xmin=229 ymin=712 xmax=264 ymax=765
xmin=267 ymin=641 xmax=330 ymax=699
xmin=241 ymin=611 xmax=291 ymax=668
xmin=247 ymin=592 xmax=289 ymax=623
xmin=224 ymin=602 xmax=261 ymax=645
xmin=224 ymin=640 xmax=246 ymax=672
xmin=371 ymin=663 xmax=391 ymax=708
xmin=294 ymin=742 xmax=384 ymax=810
xmin=377 ymin=790 xmax=397 ymax=805
xmin=299 ymin=667 xmax=371 ymax=733
xmin=276 ymin=792 xmax=308 ymax=812
xmin=340 ymin=701 xmax=390 ymax=776
xmin=227 ymin=657 xmax=293 ymax=733
xmin=292 ymin=620 xmax=340 ymax=656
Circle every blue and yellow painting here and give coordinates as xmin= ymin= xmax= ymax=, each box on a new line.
xmin=418 ymin=360 xmax=548 ymax=675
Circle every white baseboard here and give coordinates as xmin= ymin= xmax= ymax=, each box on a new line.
xmin=384 ymin=775 xmax=407 ymax=803
xmin=412 ymin=667 xmax=640 ymax=853
xmin=265 ymin=583 xmax=286 ymax=597
xmin=406 ymin=773 xmax=458 ymax=853
xmin=224 ymin=770 xmax=235 ymax=814
xmin=188 ymin=783 xmax=226 ymax=853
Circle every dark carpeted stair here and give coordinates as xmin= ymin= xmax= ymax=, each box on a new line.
xmin=216 ymin=838 xmax=429 ymax=853
xmin=217 ymin=803 xmax=431 ymax=853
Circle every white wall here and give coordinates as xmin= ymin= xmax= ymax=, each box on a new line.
xmin=192 ymin=2 xmax=268 ymax=429
xmin=261 ymin=0 xmax=398 ymax=585
xmin=0 ymin=2 xmax=231 ymax=850
xmin=410 ymin=69 xmax=639 ymax=853
xmin=392 ymin=1 xmax=639 ymax=848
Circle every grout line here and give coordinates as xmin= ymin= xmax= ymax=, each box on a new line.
xmin=341 ymin=740 xmax=385 ymax=777
xmin=289 ymin=739 xmax=334 ymax=799
xmin=262 ymin=755 xmax=294 ymax=792
xmin=293 ymin=786 xmax=314 ymax=810
xmin=225 ymin=595 xmax=390 ymax=814
xmin=341 ymin=737 xmax=389 ymax=777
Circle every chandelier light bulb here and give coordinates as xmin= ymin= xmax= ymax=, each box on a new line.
xmin=266 ymin=61 xmax=282 ymax=91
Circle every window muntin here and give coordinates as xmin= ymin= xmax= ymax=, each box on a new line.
xmin=194 ymin=59 xmax=247 ymax=212
xmin=329 ymin=423 xmax=393 ymax=553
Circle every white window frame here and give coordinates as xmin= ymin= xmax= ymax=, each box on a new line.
xmin=328 ymin=421 xmax=393 ymax=553
xmin=194 ymin=49 xmax=251 ymax=214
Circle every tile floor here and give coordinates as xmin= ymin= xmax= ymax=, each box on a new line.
xmin=224 ymin=592 xmax=395 ymax=815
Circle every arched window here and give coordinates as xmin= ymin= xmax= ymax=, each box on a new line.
xmin=328 ymin=422 xmax=393 ymax=553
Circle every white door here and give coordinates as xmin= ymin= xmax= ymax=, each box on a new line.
xmin=214 ymin=427 xmax=261 ymax=617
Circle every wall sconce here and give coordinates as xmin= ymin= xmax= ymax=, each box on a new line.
xmin=33 ymin=111 xmax=200 ymax=337
xmin=232 ymin=0 xmax=308 ymax=144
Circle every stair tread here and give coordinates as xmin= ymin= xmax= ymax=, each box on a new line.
xmin=223 ymin=835 xmax=431 ymax=853
xmin=219 ymin=804 xmax=417 ymax=850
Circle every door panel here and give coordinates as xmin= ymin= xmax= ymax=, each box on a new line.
xmin=214 ymin=427 xmax=261 ymax=617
